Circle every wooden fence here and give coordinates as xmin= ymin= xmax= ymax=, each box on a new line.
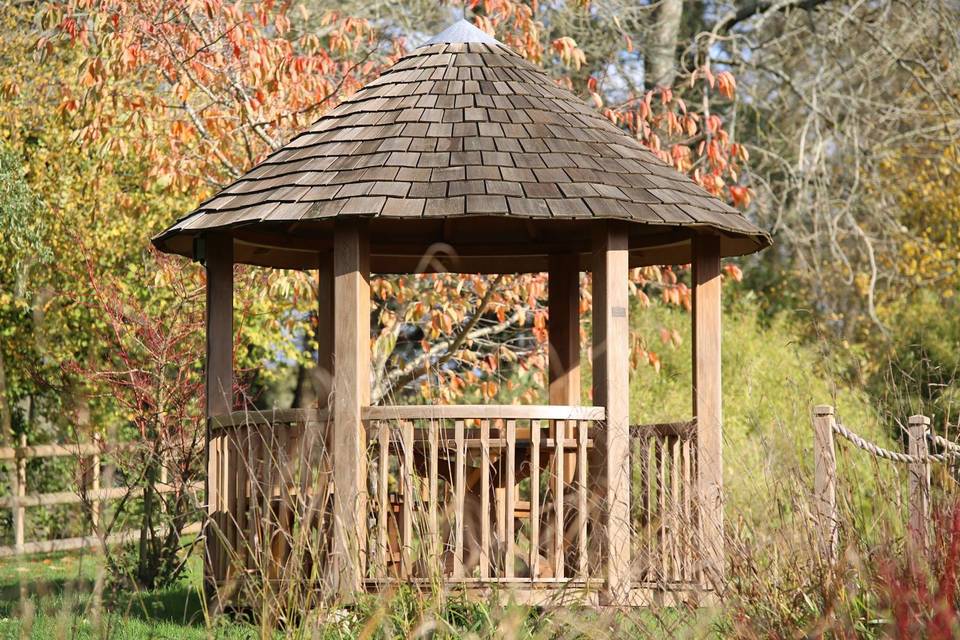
xmin=0 ymin=435 xmax=200 ymax=557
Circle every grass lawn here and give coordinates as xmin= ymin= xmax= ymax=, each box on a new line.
xmin=0 ymin=549 xmax=259 ymax=639
xmin=0 ymin=547 xmax=723 ymax=639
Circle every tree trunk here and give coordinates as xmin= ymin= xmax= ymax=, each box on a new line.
xmin=645 ymin=0 xmax=684 ymax=88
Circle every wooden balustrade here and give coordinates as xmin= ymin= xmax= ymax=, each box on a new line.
xmin=630 ymin=421 xmax=699 ymax=587
xmin=363 ymin=405 xmax=605 ymax=587
xmin=206 ymin=406 xmax=704 ymax=604
xmin=208 ymin=408 xmax=333 ymax=590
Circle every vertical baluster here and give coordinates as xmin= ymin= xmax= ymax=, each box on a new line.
xmin=261 ymin=424 xmax=274 ymax=579
xmin=659 ymin=435 xmax=667 ymax=582
xmin=223 ymin=427 xmax=237 ymax=579
xmin=646 ymin=435 xmax=654 ymax=581
xmin=530 ymin=420 xmax=541 ymax=581
xmin=505 ymin=419 xmax=516 ymax=579
xmin=454 ymin=420 xmax=465 ymax=578
xmin=683 ymin=436 xmax=692 ymax=583
xmin=578 ymin=420 xmax=588 ymax=578
xmin=246 ymin=424 xmax=258 ymax=574
xmin=429 ymin=420 xmax=439 ymax=574
xmin=236 ymin=426 xmax=249 ymax=571
xmin=271 ymin=427 xmax=288 ymax=578
xmin=376 ymin=421 xmax=388 ymax=577
xmin=671 ymin=435 xmax=681 ymax=582
xmin=480 ymin=419 xmax=490 ymax=579
xmin=401 ymin=420 xmax=414 ymax=577
xmin=297 ymin=418 xmax=312 ymax=580
xmin=554 ymin=420 xmax=565 ymax=580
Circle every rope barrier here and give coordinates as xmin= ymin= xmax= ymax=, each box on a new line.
xmin=932 ymin=432 xmax=960 ymax=452
xmin=832 ymin=421 xmax=960 ymax=464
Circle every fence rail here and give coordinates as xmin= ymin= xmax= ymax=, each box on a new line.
xmin=0 ymin=435 xmax=201 ymax=557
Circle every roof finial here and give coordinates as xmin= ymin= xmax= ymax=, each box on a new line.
xmin=423 ymin=18 xmax=501 ymax=46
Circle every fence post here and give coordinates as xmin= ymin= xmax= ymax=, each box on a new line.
xmin=813 ymin=405 xmax=838 ymax=563
xmin=91 ymin=433 xmax=102 ymax=536
xmin=14 ymin=432 xmax=26 ymax=556
xmin=907 ymin=415 xmax=930 ymax=552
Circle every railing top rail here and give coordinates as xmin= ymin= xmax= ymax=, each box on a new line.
xmin=211 ymin=404 xmax=605 ymax=428
xmin=363 ymin=404 xmax=605 ymax=421
xmin=0 ymin=443 xmax=108 ymax=461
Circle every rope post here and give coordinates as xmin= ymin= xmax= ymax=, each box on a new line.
xmin=813 ymin=405 xmax=838 ymax=564
xmin=907 ymin=414 xmax=931 ymax=553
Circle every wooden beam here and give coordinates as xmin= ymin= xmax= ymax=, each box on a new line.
xmin=332 ymin=219 xmax=370 ymax=596
xmin=204 ymin=232 xmax=233 ymax=599
xmin=316 ymin=253 xmax=334 ymax=408
xmin=591 ymin=221 xmax=631 ymax=604
xmin=692 ymin=234 xmax=723 ymax=588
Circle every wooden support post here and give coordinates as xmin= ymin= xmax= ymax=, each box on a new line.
xmin=812 ymin=405 xmax=838 ymax=564
xmin=13 ymin=432 xmax=25 ymax=555
xmin=592 ymin=222 xmax=631 ymax=604
xmin=692 ymin=234 xmax=723 ymax=588
xmin=549 ymin=254 xmax=580 ymax=484
xmin=316 ymin=254 xmax=335 ymax=410
xmin=907 ymin=414 xmax=930 ymax=553
xmin=204 ymin=233 xmax=233 ymax=597
xmin=332 ymin=219 xmax=370 ymax=597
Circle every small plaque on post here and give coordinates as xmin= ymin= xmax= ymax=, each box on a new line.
xmin=612 ymin=306 xmax=627 ymax=318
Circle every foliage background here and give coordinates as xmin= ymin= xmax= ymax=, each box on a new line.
xmin=0 ymin=0 xmax=959 ymax=635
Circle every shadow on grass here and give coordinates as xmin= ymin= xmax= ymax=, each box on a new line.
xmin=0 ymin=561 xmax=208 ymax=628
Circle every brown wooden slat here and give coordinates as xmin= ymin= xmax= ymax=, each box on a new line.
xmin=429 ymin=420 xmax=439 ymax=571
xmin=454 ymin=420 xmax=465 ymax=578
xmin=377 ymin=421 xmax=389 ymax=578
xmin=505 ymin=419 xmax=516 ymax=579
xmin=529 ymin=420 xmax=541 ymax=581
xmin=554 ymin=420 xmax=565 ymax=580
xmin=401 ymin=420 xmax=415 ymax=577
xmin=480 ymin=419 xmax=490 ymax=579
xmin=577 ymin=420 xmax=588 ymax=578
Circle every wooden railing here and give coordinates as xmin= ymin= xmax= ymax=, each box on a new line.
xmin=207 ymin=408 xmax=332 ymax=588
xmin=207 ymin=406 xmax=706 ymax=604
xmin=362 ymin=405 xmax=605 ymax=587
xmin=630 ymin=421 xmax=699 ymax=587
xmin=0 ymin=436 xmax=200 ymax=557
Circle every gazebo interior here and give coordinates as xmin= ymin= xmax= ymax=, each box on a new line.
xmin=154 ymin=20 xmax=769 ymax=608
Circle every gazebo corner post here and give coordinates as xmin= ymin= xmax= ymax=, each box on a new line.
xmin=331 ymin=219 xmax=371 ymax=599
xmin=692 ymin=233 xmax=724 ymax=591
xmin=591 ymin=222 xmax=631 ymax=605
xmin=203 ymin=232 xmax=234 ymax=604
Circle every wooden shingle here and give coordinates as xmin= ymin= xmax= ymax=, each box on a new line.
xmin=154 ymin=20 xmax=770 ymax=261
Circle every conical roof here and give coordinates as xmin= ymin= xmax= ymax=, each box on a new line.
xmin=153 ymin=20 xmax=770 ymax=269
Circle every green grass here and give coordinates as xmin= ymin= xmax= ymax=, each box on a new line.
xmin=0 ymin=551 xmax=259 ymax=639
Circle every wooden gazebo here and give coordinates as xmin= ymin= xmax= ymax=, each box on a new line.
xmin=154 ymin=21 xmax=770 ymax=607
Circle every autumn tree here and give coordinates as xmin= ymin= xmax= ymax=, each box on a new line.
xmin=42 ymin=0 xmax=754 ymax=409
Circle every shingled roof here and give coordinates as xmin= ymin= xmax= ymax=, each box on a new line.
xmin=153 ymin=20 xmax=770 ymax=269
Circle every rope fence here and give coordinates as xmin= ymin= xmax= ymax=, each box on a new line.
xmin=831 ymin=420 xmax=960 ymax=464
xmin=812 ymin=404 xmax=957 ymax=563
